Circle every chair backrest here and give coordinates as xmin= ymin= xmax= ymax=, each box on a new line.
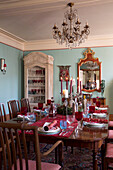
xmin=0 ymin=103 xmax=7 ymax=122
xmin=0 ymin=122 xmax=41 ymax=170
xmin=7 ymin=100 xmax=20 ymax=119
xmin=21 ymin=98 xmax=31 ymax=112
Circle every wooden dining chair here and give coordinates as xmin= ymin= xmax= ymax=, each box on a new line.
xmin=0 ymin=122 xmax=63 ymax=170
xmin=0 ymin=103 xmax=7 ymax=170
xmin=103 ymin=129 xmax=113 ymax=169
xmin=21 ymin=98 xmax=31 ymax=112
xmin=104 ymin=141 xmax=113 ymax=169
xmin=7 ymin=100 xmax=21 ymax=119
xmin=0 ymin=103 xmax=7 ymax=122
xmin=108 ymin=114 xmax=113 ymax=130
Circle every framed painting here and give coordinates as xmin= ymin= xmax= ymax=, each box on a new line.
xmin=57 ymin=65 xmax=71 ymax=81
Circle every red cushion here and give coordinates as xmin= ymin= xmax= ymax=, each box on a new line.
xmin=12 ymin=159 xmax=61 ymax=170
xmin=109 ymin=121 xmax=113 ymax=128
xmin=108 ymin=130 xmax=113 ymax=139
xmin=106 ymin=143 xmax=113 ymax=158
xmin=41 ymin=162 xmax=61 ymax=170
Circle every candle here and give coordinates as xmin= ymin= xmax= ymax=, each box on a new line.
xmin=70 ymin=77 xmax=72 ymax=95
xmin=61 ymin=77 xmax=63 ymax=94
xmin=65 ymin=89 xmax=68 ymax=98
xmin=77 ymin=77 xmax=79 ymax=93
xmin=66 ymin=77 xmax=68 ymax=90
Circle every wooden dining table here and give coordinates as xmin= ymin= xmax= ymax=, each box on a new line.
xmin=6 ymin=114 xmax=108 ymax=170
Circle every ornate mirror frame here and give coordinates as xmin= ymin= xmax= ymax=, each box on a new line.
xmin=77 ymin=48 xmax=101 ymax=92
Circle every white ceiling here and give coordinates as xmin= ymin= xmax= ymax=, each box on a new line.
xmin=0 ymin=0 xmax=113 ymax=43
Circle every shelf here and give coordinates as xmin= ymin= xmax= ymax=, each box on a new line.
xmin=28 ymin=94 xmax=45 ymax=97
xmin=28 ymin=85 xmax=45 ymax=87
xmin=30 ymin=102 xmax=45 ymax=104
xmin=28 ymin=76 xmax=45 ymax=78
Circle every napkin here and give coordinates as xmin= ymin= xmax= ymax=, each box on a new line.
xmin=44 ymin=120 xmax=57 ymax=131
xmin=33 ymin=109 xmax=47 ymax=116
xmin=17 ymin=115 xmax=30 ymax=121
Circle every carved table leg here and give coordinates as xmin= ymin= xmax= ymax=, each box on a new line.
xmin=93 ymin=150 xmax=98 ymax=170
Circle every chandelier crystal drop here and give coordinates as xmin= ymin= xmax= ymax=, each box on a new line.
xmin=52 ymin=2 xmax=90 ymax=48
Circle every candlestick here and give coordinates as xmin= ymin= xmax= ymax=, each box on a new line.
xmin=66 ymin=77 xmax=68 ymax=90
xmin=77 ymin=77 xmax=79 ymax=93
xmin=80 ymin=81 xmax=81 ymax=94
xmin=70 ymin=77 xmax=72 ymax=95
xmin=61 ymin=77 xmax=63 ymax=94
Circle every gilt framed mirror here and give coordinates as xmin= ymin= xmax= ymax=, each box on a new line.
xmin=77 ymin=48 xmax=101 ymax=92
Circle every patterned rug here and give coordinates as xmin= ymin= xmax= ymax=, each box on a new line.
xmin=28 ymin=143 xmax=102 ymax=170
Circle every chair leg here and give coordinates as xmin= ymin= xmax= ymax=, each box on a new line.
xmin=0 ymin=152 xmax=2 ymax=170
xmin=103 ymin=158 xmax=108 ymax=170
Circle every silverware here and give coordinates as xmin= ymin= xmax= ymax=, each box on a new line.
xmin=62 ymin=130 xmax=70 ymax=136
xmin=59 ymin=129 xmax=65 ymax=136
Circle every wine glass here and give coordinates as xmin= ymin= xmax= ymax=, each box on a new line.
xmin=66 ymin=111 xmax=75 ymax=128
xmin=93 ymin=98 xmax=96 ymax=105
xmin=96 ymin=101 xmax=100 ymax=107
xmin=75 ymin=111 xmax=83 ymax=130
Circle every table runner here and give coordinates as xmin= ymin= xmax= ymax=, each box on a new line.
xmin=28 ymin=114 xmax=78 ymax=138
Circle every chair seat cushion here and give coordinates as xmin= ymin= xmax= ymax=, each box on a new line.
xmin=41 ymin=162 xmax=61 ymax=170
xmin=12 ymin=159 xmax=61 ymax=170
xmin=106 ymin=143 xmax=113 ymax=158
xmin=109 ymin=121 xmax=113 ymax=128
xmin=108 ymin=130 xmax=113 ymax=139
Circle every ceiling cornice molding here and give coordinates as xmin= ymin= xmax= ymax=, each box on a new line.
xmin=0 ymin=29 xmax=24 ymax=50
xmin=1 ymin=30 xmax=113 ymax=51
xmin=0 ymin=0 xmax=113 ymax=15
xmin=0 ymin=28 xmax=26 ymax=43
xmin=23 ymin=35 xmax=113 ymax=51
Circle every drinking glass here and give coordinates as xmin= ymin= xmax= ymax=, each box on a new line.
xmin=96 ymin=101 xmax=100 ymax=107
xmin=75 ymin=112 xmax=83 ymax=130
xmin=66 ymin=114 xmax=75 ymax=128
xmin=89 ymin=106 xmax=95 ymax=113
xmin=60 ymin=120 xmax=67 ymax=130
xmin=93 ymin=98 xmax=96 ymax=105
xmin=47 ymin=99 xmax=51 ymax=105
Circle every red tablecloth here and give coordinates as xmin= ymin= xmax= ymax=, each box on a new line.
xmin=28 ymin=114 xmax=78 ymax=138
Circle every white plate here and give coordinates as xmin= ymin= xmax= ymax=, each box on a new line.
xmin=38 ymin=126 xmax=60 ymax=135
xmin=93 ymin=113 xmax=106 ymax=118
xmin=95 ymin=107 xmax=108 ymax=110
xmin=83 ymin=121 xmax=106 ymax=128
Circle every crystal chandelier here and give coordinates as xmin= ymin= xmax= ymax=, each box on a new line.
xmin=52 ymin=2 xmax=90 ymax=48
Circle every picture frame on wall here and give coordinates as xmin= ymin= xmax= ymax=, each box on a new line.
xmin=57 ymin=65 xmax=71 ymax=81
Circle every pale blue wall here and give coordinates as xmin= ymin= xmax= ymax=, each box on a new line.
xmin=0 ymin=44 xmax=113 ymax=114
xmin=0 ymin=43 xmax=23 ymax=114
xmin=24 ymin=47 xmax=113 ymax=114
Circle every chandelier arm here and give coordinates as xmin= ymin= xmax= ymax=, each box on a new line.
xmin=52 ymin=2 xmax=90 ymax=48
